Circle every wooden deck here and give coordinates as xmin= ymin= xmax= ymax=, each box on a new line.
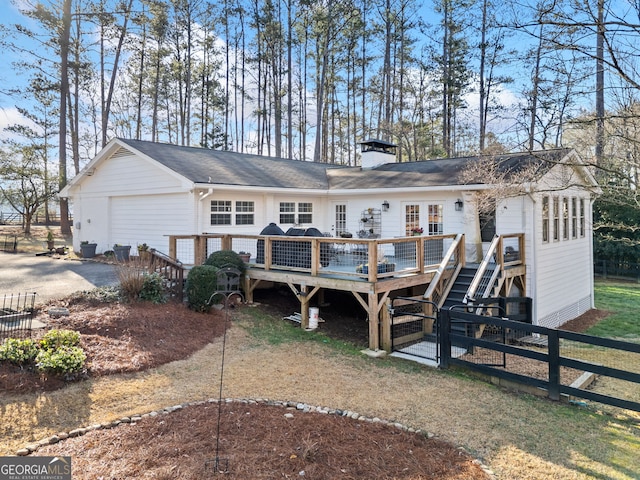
xmin=168 ymin=233 xmax=526 ymax=353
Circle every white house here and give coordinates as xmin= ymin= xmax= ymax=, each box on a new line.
xmin=60 ymin=138 xmax=600 ymax=330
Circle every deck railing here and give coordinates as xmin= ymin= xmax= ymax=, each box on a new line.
xmin=423 ymin=233 xmax=465 ymax=308
xmin=168 ymin=233 xmax=459 ymax=282
xmin=465 ymin=233 xmax=525 ymax=303
xmin=148 ymin=249 xmax=185 ymax=302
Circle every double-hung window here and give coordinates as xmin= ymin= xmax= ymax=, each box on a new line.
xmin=211 ymin=200 xmax=232 ymax=225
xmin=210 ymin=200 xmax=254 ymax=226
xmin=279 ymin=202 xmax=313 ymax=225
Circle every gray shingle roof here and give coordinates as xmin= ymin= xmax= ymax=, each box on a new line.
xmin=118 ymin=138 xmax=572 ymax=190
xmin=119 ymin=138 xmax=345 ymax=190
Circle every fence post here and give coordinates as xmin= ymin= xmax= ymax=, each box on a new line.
xmin=439 ymin=310 xmax=451 ymax=369
xmin=547 ymin=329 xmax=560 ymax=401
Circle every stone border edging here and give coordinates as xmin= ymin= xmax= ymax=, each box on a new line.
xmin=17 ymin=397 xmax=495 ymax=478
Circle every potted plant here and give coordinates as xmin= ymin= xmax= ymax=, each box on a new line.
xmin=238 ymin=251 xmax=251 ymax=263
xmin=46 ymin=231 xmax=55 ymax=251
xmin=411 ymin=227 xmax=424 ymax=236
xmin=80 ymin=240 xmax=98 ymax=258
xmin=137 ymin=243 xmax=151 ymax=262
xmin=113 ymin=243 xmax=131 ymax=262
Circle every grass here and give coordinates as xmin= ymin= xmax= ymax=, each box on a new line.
xmin=590 ymin=280 xmax=640 ymax=339
xmin=240 ymin=306 xmax=364 ymax=356
xmin=1 ymin=225 xmax=72 ymax=254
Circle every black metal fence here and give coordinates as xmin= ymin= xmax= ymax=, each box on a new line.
xmin=0 ymin=293 xmax=37 ymax=340
xmin=440 ymin=308 xmax=640 ymax=413
xmin=594 ymin=259 xmax=640 ymax=281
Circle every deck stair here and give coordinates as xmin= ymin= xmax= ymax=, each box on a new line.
xmin=441 ymin=265 xmax=497 ymax=338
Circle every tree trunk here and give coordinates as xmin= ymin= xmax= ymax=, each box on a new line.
xmin=58 ymin=0 xmax=72 ymax=236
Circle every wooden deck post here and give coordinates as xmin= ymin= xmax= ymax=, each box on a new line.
xmin=367 ymin=292 xmax=380 ymax=350
xmin=380 ymin=298 xmax=392 ymax=351
xmin=195 ymin=236 xmax=207 ymax=265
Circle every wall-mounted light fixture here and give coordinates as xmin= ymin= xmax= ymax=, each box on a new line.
xmin=455 ymin=199 xmax=464 ymax=211
xmin=86 ymin=168 xmax=96 ymax=176
xmin=382 ymin=200 xmax=390 ymax=212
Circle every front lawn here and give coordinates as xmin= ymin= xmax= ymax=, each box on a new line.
xmin=591 ymin=280 xmax=640 ymax=340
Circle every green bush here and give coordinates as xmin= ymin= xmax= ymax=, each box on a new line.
xmin=36 ymin=346 xmax=86 ymax=376
xmin=40 ymin=329 xmax=81 ymax=352
xmin=139 ymin=272 xmax=166 ymax=303
xmin=204 ymin=250 xmax=245 ymax=274
xmin=0 ymin=338 xmax=39 ymax=365
xmin=186 ymin=265 xmax=219 ymax=312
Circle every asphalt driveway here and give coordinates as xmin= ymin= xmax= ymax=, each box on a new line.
xmin=0 ymin=253 xmax=118 ymax=305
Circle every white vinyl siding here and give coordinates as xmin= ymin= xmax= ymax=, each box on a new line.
xmin=534 ymin=191 xmax=593 ymax=328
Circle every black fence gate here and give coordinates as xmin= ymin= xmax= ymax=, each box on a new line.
xmin=389 ymin=297 xmax=439 ymax=362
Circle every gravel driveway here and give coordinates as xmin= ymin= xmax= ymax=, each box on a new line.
xmin=0 ymin=253 xmax=118 ymax=304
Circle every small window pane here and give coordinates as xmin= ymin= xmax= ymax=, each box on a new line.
xmin=280 ymin=214 xmax=295 ymax=224
xmin=236 ymin=201 xmax=254 ymax=212
xmin=211 ymin=200 xmax=232 ymax=212
xmin=236 ymin=214 xmax=254 ymax=225
xmin=280 ymin=202 xmax=295 ymax=212
xmin=211 ymin=214 xmax=231 ymax=225
xmin=298 ymin=214 xmax=312 ymax=224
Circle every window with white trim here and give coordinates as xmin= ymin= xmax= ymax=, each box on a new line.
xmin=553 ymin=197 xmax=560 ymax=241
xmin=427 ymin=204 xmax=443 ymax=235
xmin=580 ymin=198 xmax=585 ymax=237
xmin=562 ymin=197 xmax=569 ymax=240
xmin=279 ymin=202 xmax=313 ymax=225
xmin=405 ymin=204 xmax=420 ymax=235
xmin=542 ymin=196 xmax=549 ymax=243
xmin=571 ymin=197 xmax=577 ymax=239
xmin=235 ymin=201 xmax=255 ymax=225
xmin=335 ymin=204 xmax=347 ymax=235
xmin=211 ymin=200 xmax=232 ymax=225
xmin=210 ymin=200 xmax=254 ymax=226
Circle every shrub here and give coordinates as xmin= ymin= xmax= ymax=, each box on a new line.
xmin=36 ymin=346 xmax=86 ymax=376
xmin=0 ymin=338 xmax=39 ymax=365
xmin=204 ymin=250 xmax=245 ymax=274
xmin=139 ymin=272 xmax=166 ymax=303
xmin=40 ymin=329 xmax=81 ymax=352
xmin=116 ymin=259 xmax=146 ymax=301
xmin=186 ymin=265 xmax=219 ymax=312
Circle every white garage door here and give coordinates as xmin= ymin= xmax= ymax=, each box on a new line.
xmin=110 ymin=194 xmax=192 ymax=257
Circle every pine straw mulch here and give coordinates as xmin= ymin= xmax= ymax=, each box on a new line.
xmin=37 ymin=401 xmax=485 ymax=480
xmin=1 ymin=296 xmax=489 ymax=480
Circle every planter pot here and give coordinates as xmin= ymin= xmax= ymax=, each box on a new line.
xmin=113 ymin=245 xmax=131 ymax=262
xmin=139 ymin=250 xmax=152 ymax=263
xmin=46 ymin=240 xmax=55 ymax=251
xmin=80 ymin=243 xmax=97 ymax=258
xmin=239 ymin=254 xmax=251 ymax=263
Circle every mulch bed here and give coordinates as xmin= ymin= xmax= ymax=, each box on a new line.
xmin=1 ymin=295 xmax=610 ymax=479
xmin=1 ymin=300 xmax=223 ymax=394
xmin=37 ymin=401 xmax=488 ymax=480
